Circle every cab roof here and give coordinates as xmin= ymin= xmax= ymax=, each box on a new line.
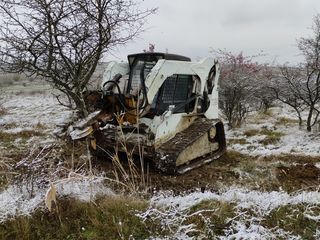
xmin=127 ymin=52 xmax=191 ymax=66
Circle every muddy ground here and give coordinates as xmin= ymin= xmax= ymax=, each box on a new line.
xmin=3 ymin=139 xmax=319 ymax=196
xmin=87 ymin=149 xmax=320 ymax=193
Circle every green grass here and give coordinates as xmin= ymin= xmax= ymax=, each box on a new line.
xmin=225 ymin=150 xmax=251 ymax=161
xmin=1 ymin=195 xmax=317 ymax=240
xmin=263 ymin=204 xmax=320 ymax=239
xmin=220 ymin=151 xmax=291 ymax=191
xmin=0 ymin=196 xmax=151 ymax=240
xmin=185 ymin=200 xmax=236 ymax=237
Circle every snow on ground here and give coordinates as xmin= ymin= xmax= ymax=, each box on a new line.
xmin=226 ymin=105 xmax=320 ymax=157
xmin=229 ymin=126 xmax=320 ymax=156
xmin=0 ymin=178 xmax=114 ymax=223
xmin=0 ymin=93 xmax=74 ymax=153
xmin=140 ymin=187 xmax=320 ymax=239
xmin=0 ymin=93 xmax=73 ymax=129
xmin=140 ymin=104 xmax=320 ymax=239
xmin=149 ymin=187 xmax=320 ymax=215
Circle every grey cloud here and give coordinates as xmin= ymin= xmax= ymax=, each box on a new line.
xmin=105 ymin=0 xmax=320 ymax=64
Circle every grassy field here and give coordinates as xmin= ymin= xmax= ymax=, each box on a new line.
xmin=0 ymin=88 xmax=319 ymax=239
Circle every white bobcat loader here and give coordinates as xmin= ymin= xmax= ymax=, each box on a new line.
xmin=70 ymin=52 xmax=226 ymax=174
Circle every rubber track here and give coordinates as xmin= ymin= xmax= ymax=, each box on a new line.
xmin=154 ymin=118 xmax=226 ymax=174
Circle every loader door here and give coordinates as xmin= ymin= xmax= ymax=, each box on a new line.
xmin=154 ymin=74 xmax=194 ymax=115
xmin=127 ymin=55 xmax=162 ymax=95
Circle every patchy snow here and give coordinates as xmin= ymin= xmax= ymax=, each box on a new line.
xmin=0 ymin=178 xmax=114 ymax=223
xmin=0 ymin=184 xmax=44 ymax=223
xmin=222 ymin=221 xmax=302 ymax=240
xmin=226 ymin=105 xmax=320 ymax=157
xmin=150 ymin=187 xmax=320 ymax=215
xmin=56 ymin=178 xmax=115 ymax=201
xmin=141 ymin=187 xmax=320 ymax=239
xmin=0 ymin=93 xmax=75 ymax=151
xmin=3 ymin=127 xmax=35 ymax=134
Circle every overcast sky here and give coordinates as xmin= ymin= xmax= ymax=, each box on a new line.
xmin=105 ymin=0 xmax=320 ymax=64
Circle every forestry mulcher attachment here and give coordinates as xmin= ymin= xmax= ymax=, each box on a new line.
xmin=70 ymin=52 xmax=226 ymax=174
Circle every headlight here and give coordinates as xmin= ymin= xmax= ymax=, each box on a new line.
xmin=209 ymin=127 xmax=216 ymax=139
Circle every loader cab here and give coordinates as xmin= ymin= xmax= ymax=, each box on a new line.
xmin=127 ymin=52 xmax=194 ymax=115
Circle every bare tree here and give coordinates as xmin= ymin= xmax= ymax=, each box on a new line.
xmin=269 ymin=67 xmax=305 ymax=127
xmin=296 ymin=15 xmax=320 ymax=131
xmin=0 ymin=0 xmax=156 ymax=117
xmin=277 ymin=65 xmax=320 ymax=131
xmin=272 ymin=15 xmax=320 ymax=131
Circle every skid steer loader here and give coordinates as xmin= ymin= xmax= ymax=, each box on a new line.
xmin=70 ymin=52 xmax=226 ymax=174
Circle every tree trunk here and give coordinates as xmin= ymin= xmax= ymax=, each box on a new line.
xmin=298 ymin=116 xmax=303 ymax=129
xmin=294 ymin=107 xmax=303 ymax=129
xmin=68 ymin=90 xmax=88 ymax=118
xmin=306 ymin=106 xmax=314 ymax=132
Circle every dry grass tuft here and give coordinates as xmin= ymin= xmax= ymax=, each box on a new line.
xmin=243 ymin=129 xmax=260 ymax=137
xmin=228 ymin=138 xmax=248 ymax=145
xmin=241 ymin=128 xmax=284 ymax=146
xmin=262 ymin=154 xmax=320 ymax=164
xmin=259 ymin=129 xmax=284 ymax=146
xmin=0 ymin=129 xmax=45 ymax=142
xmin=0 ymin=106 xmax=7 ymax=116
xmin=275 ymin=117 xmax=299 ymax=126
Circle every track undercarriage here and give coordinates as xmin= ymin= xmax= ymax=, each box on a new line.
xmin=89 ymin=117 xmax=226 ymax=174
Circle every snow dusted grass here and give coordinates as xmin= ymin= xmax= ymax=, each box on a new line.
xmin=0 ymin=93 xmax=73 ymax=171
xmin=0 ymin=194 xmax=149 ymax=240
xmin=0 ymin=93 xmax=72 ymax=129
xmin=0 ymin=178 xmax=115 ymax=223
xmin=2 ymin=183 xmax=319 ymax=239
xmin=138 ymin=187 xmax=320 ymax=239
xmin=0 ymin=92 xmax=73 ymax=154
xmin=1 ymin=92 xmax=319 ymax=239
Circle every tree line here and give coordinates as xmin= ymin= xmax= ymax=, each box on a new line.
xmin=217 ymin=15 xmax=320 ymax=132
